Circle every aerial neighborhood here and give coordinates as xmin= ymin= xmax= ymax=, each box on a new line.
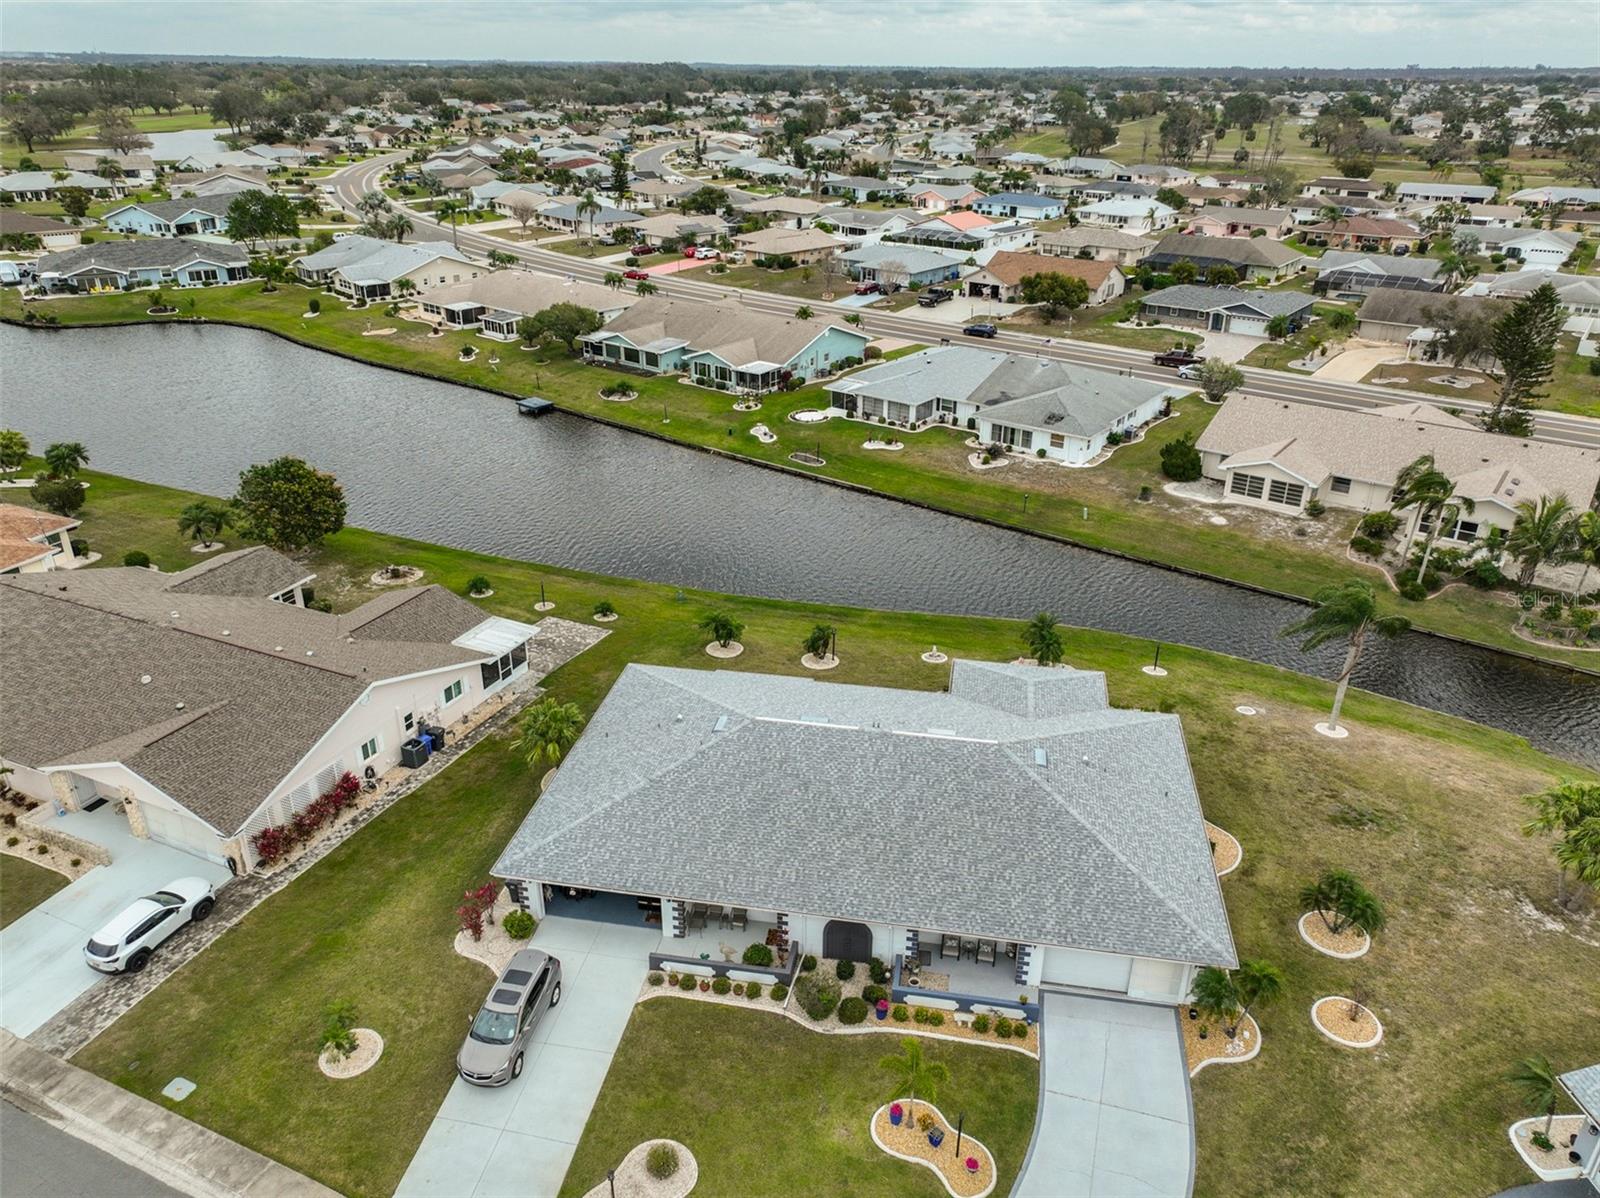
xmin=0 ymin=27 xmax=1598 ymax=1198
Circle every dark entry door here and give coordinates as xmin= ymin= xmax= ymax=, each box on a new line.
xmin=822 ymin=920 xmax=873 ymax=961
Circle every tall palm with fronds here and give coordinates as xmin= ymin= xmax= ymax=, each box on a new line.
xmin=878 ymin=1035 xmax=949 ymax=1125
xmin=1299 ymin=869 xmax=1386 ymax=936
xmin=1023 ymin=612 xmax=1065 ymax=666
xmin=1281 ymin=580 xmax=1410 ymax=736
xmin=517 ymin=698 xmax=586 ymax=770
xmin=386 ymin=212 xmax=414 ymax=244
xmin=1508 ymin=1055 xmax=1564 ymax=1139
xmin=1233 ymin=960 xmax=1285 ymax=1032
xmin=576 ymin=189 xmax=602 ymax=245
xmin=806 ymin=163 xmax=827 ymax=200
xmin=1390 ymin=454 xmax=1453 ymax=564
xmin=435 ymin=198 xmax=464 ymax=249
xmin=1522 ymin=781 xmax=1600 ymax=911
xmin=1189 ymin=966 xmax=1239 ymax=1035
xmin=1506 ymin=495 xmax=1578 ymax=588
xmin=42 ymin=442 xmax=89 ymax=480
xmin=1418 ymin=495 xmax=1475 ymax=578
xmin=0 ymin=429 xmax=29 ymax=474
xmin=1571 ymin=510 xmax=1600 ymax=601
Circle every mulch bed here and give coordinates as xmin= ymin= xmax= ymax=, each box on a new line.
xmin=1180 ymin=1009 xmax=1259 ymax=1074
xmin=1299 ymin=911 xmax=1371 ymax=958
xmin=873 ymin=1102 xmax=995 ymax=1198
xmin=1311 ymin=996 xmax=1382 ymax=1048
xmin=1205 ymin=821 xmax=1241 ymax=876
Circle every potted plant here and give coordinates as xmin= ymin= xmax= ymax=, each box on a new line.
xmin=965 ymin=1157 xmax=980 ymax=1176
xmin=698 ymin=979 xmax=710 ymax=992
xmin=889 ymin=1102 xmax=904 ymax=1127
xmin=927 ymin=1124 xmax=945 ymax=1149
xmin=876 ymin=999 xmax=890 ymax=1021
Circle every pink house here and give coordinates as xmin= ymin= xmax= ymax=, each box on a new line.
xmin=909 ymin=184 xmax=985 ymax=213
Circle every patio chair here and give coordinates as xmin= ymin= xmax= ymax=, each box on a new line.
xmin=705 ymin=904 xmax=725 ymax=928
xmin=977 ymin=939 xmax=996 ymax=966
xmin=687 ymin=903 xmax=707 ymax=932
xmin=940 ymin=933 xmax=961 ymax=960
xmin=729 ymin=907 xmax=747 ymax=930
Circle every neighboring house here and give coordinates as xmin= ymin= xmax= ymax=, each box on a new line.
xmin=535 ymin=201 xmax=643 ymax=238
xmin=1509 ymin=185 xmax=1600 ymax=208
xmin=1469 ymin=226 xmax=1582 ymax=271
xmin=580 ymin=297 xmax=869 ymax=392
xmin=1076 ymin=199 xmax=1179 ymax=235
xmin=1115 ymin=164 xmax=1199 ymax=186
xmin=1554 ymin=1065 xmax=1600 ymax=1189
xmin=1299 ymin=176 xmax=1384 ymax=200
xmin=1314 ymin=250 xmax=1444 ymax=297
xmin=1196 ymin=394 xmax=1600 ymax=537
xmin=1288 ymin=194 xmax=1401 ymax=223
xmin=814 ymin=206 xmax=916 ymax=248
xmin=292 ymin=234 xmax=481 ymax=301
xmin=1139 ymin=284 xmax=1314 ymax=335
xmin=0 ymin=505 xmax=82 ymax=575
xmin=467 ymin=179 xmax=526 ymax=211
xmin=826 ymin=346 xmax=1181 ymax=462
xmin=491 ymin=660 xmax=1236 ymax=1008
xmin=1421 ymin=202 xmax=1524 ymax=229
xmin=822 ymin=175 xmax=906 ymax=203
xmin=838 ymin=243 xmax=964 ymax=289
xmin=737 ymin=195 xmax=826 ymax=228
xmin=1354 ymin=291 xmax=1511 ymax=363
xmin=101 ymin=194 xmax=238 ymax=238
xmin=628 ymin=179 xmax=701 ymax=209
xmin=971 ymin=192 xmax=1065 ymax=221
xmin=1145 ymin=232 xmax=1309 ymax=283
xmin=1298 ymin=216 xmax=1422 ymax=254
xmin=1185 ymin=206 xmax=1294 ymax=239
xmin=625 ymin=212 xmax=733 ymax=248
xmin=731 ymin=226 xmax=844 ymax=264
xmin=901 ymin=211 xmax=1036 ymax=252
xmin=1172 ymin=185 xmax=1252 ymax=209
xmin=62 ymin=151 xmax=158 ymax=184
xmin=35 ymin=238 xmax=251 ymax=292
xmin=167 ymin=168 xmax=273 ymax=199
xmin=907 ymin=184 xmax=984 ymax=213
xmin=964 ymin=251 xmax=1125 ymax=306
xmin=0 ymin=170 xmax=125 ymax=202
xmin=1068 ymin=179 xmax=1159 ymax=205
xmin=414 ymin=271 xmax=637 ymax=340
xmin=1461 ymin=269 xmax=1600 ymax=317
xmin=0 ymin=211 xmax=82 ymax=250
xmin=1036 ymin=227 xmax=1157 ymax=267
xmin=1396 ymin=181 xmax=1496 ymax=205
xmin=1056 ymin=156 xmax=1123 ymax=179
xmin=0 ymin=548 xmax=546 ymax=873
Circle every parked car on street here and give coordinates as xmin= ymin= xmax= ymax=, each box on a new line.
xmin=623 ymin=269 xmax=651 ymax=281
xmin=457 ymin=948 xmax=563 ymax=1086
xmin=1152 ymin=348 xmax=1205 ymax=368
xmin=963 ymin=323 xmax=999 ymax=338
xmin=1176 ymin=363 xmax=1204 ymax=380
xmin=83 ymin=877 xmax=216 ymax=974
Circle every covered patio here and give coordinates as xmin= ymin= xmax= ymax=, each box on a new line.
xmin=896 ymin=930 xmax=1038 ymax=1016
xmin=656 ymin=903 xmax=789 ymax=966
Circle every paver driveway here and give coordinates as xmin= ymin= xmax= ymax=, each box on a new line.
xmin=1014 ymin=993 xmax=1194 ymax=1198
xmin=0 ymin=805 xmax=232 ymax=1038
xmin=395 ymin=915 xmax=653 ymax=1198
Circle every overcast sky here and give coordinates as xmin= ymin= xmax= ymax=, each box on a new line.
xmin=4 ymin=0 xmax=1596 ymax=69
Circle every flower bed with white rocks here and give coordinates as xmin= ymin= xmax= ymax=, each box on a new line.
xmin=319 ymin=1029 xmax=383 ymax=1079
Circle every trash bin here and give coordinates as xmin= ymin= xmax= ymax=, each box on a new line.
xmin=400 ymin=737 xmax=430 ymax=768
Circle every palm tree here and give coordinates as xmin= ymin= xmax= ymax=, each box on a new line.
xmin=1522 ymin=781 xmax=1600 ymax=911
xmin=1233 ymin=960 xmax=1285 ymax=1033
xmin=803 ymin=623 xmax=836 ymax=661
xmin=1509 ymin=1055 xmax=1564 ymax=1140
xmin=699 ymin=610 xmax=744 ymax=648
xmin=806 ymin=163 xmax=827 ymax=201
xmin=1506 ymin=495 xmax=1578 ymax=588
xmin=794 ymin=305 xmax=814 ymax=320
xmin=1418 ymin=496 xmax=1475 ymax=579
xmin=1023 ymin=611 xmax=1065 ymax=666
xmin=252 ymin=254 xmax=289 ymax=293
xmin=1571 ymin=510 xmax=1600 ymax=601
xmin=517 ymin=698 xmax=586 ymax=769
xmin=602 ymin=271 xmax=624 ymax=290
xmin=1299 ymin=869 xmax=1386 ymax=936
xmin=576 ymin=189 xmax=602 ymax=245
xmin=176 ymin=500 xmax=230 ymax=549
xmin=436 ymin=199 xmax=464 ymax=249
xmin=1189 ymin=966 xmax=1239 ymax=1036
xmin=357 ymin=190 xmax=389 ymax=221
xmin=42 ymin=441 xmax=89 ymax=480
xmin=386 ymin=212 xmax=414 ymax=244
xmin=878 ymin=1035 xmax=949 ymax=1125
xmin=1281 ymin=580 xmax=1410 ymax=736
xmin=0 ymin=429 xmax=29 ymax=474
xmin=1390 ymin=454 xmax=1452 ymax=564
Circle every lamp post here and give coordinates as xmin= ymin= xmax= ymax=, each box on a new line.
xmin=607 ymin=1169 xmax=615 ymax=1198
xmin=954 ymin=1112 xmax=964 ymax=1158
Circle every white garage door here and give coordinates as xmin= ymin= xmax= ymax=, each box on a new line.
xmin=141 ymin=803 xmax=227 ymax=865
xmin=1040 ymin=947 xmax=1133 ymax=993
xmin=1228 ymin=315 xmax=1269 ymax=336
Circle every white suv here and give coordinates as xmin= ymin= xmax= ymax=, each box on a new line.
xmin=84 ymin=877 xmax=217 ymax=974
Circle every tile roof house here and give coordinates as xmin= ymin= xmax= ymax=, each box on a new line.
xmin=1146 ymin=232 xmax=1309 ymax=282
xmin=1299 ymin=216 xmax=1423 ymax=254
xmin=1184 ymin=206 xmax=1294 ymax=240
xmin=907 ymin=183 xmax=985 ymax=213
xmin=492 ymin=660 xmax=1235 ymax=1008
xmin=36 ymin=238 xmax=251 ymax=293
xmin=1139 ymin=284 xmax=1314 ymax=336
xmin=825 ymin=345 xmax=1183 ymax=463
xmin=0 ymin=548 xmax=546 ymax=872
xmin=963 ymin=251 xmax=1125 ymax=306
xmin=1195 ymin=394 xmax=1600 ymax=545
xmin=0 ymin=504 xmax=82 ymax=574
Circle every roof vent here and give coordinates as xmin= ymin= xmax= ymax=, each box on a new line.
xmin=140 ymin=674 xmax=152 ymax=685
xmin=170 ymin=611 xmax=180 ymax=619
xmin=175 ymin=702 xmax=186 ymax=710
xmin=713 ymin=715 xmax=729 ymax=732
xmin=1081 ymin=754 xmax=1090 ymax=764
xmin=274 ymin=645 xmax=283 ymax=652
xmin=1034 ymin=747 xmax=1048 ymax=767
xmin=221 ymin=629 xmax=230 ymax=636
xmin=306 ymin=650 xmax=315 ymax=657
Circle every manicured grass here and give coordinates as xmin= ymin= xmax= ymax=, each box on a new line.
xmin=57 ymin=466 xmax=1597 ymax=1198
xmin=2 ymin=283 xmax=1591 ymax=670
xmin=1357 ymin=337 xmax=1598 ymax=421
xmin=559 ymin=1002 xmax=1038 ymax=1198
xmin=0 ymin=854 xmax=70 ymax=929
xmin=1240 ymin=306 xmax=1355 ymax=371
xmin=715 ymin=262 xmax=856 ymax=302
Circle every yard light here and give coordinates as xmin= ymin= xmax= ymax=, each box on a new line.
xmin=1143 ymin=643 xmax=1169 ymax=677
xmin=955 ymin=1112 xmax=964 ymax=1157
xmin=607 ymin=1169 xmax=615 ymax=1198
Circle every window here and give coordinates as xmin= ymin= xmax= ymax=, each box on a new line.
xmin=1230 ymin=472 xmax=1265 ymax=499
xmin=1267 ymin=478 xmax=1305 ymax=506
xmin=1330 ymin=476 xmax=1352 ymax=494
xmin=480 ymin=643 xmax=528 ymax=690
xmin=442 ymin=679 xmax=463 ymax=705
xmin=988 ymin=422 xmax=1033 ymax=450
xmin=360 ymin=736 xmax=380 ymax=762
xmin=1050 ymin=433 xmax=1066 ymax=449
xmin=935 ymin=397 xmax=958 ymax=415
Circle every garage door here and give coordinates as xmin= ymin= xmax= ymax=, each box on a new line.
xmin=140 ymin=803 xmax=227 ymax=865
xmin=1040 ymin=947 xmax=1133 ymax=993
xmin=1229 ymin=315 xmax=1268 ymax=336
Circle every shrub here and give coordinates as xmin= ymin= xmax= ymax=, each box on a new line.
xmin=742 ymin=943 xmax=774 ymax=967
xmin=1159 ymin=432 xmax=1203 ymax=482
xmin=795 ymin=971 xmax=841 ymax=1020
xmin=457 ymin=900 xmax=485 ymax=941
xmin=70 ymin=537 xmax=89 ymax=556
xmin=1305 ymin=499 xmax=1326 ymax=518
xmin=1013 ymin=1020 xmax=1030 ymax=1038
xmin=122 ymin=550 xmax=152 ymax=568
xmin=308 ymin=297 xmax=321 ymax=314
xmin=1358 ymin=511 xmax=1400 ymax=538
xmin=731 ymin=982 xmax=744 ymax=995
xmin=838 ymin=996 xmax=870 ymax=1024
xmin=1532 ymin=1130 xmax=1555 ymax=1152
xmin=864 ymin=345 xmax=884 ymax=360
xmin=1399 ymin=580 xmax=1428 ymax=601
xmin=34 ymin=843 xmax=47 ymax=854
xmin=1589 ymin=357 xmax=1600 ymax=378
xmin=834 ymin=958 xmax=856 ymax=981
xmin=502 ymin=910 xmax=535 ymax=940
xmin=770 ymin=982 xmax=788 ymax=1002
xmin=801 ymin=954 xmax=817 ymax=972
xmin=862 ymin=983 xmax=888 ymax=1005
xmin=892 ymin=1004 xmax=910 ymax=1021
xmin=678 ymin=973 xmax=697 ymax=991
xmin=928 ymin=1011 xmax=946 ymax=1026
xmin=913 ymin=1006 xmax=931 ymax=1024
xmin=320 ymin=1000 xmax=359 ymax=1059
xmin=869 ymin=957 xmax=890 ymax=984
xmin=745 ymin=982 xmax=763 ymax=1000
xmin=995 ymin=1016 xmax=1014 ymax=1037
xmin=4 ymin=837 xmax=16 ymax=847
xmin=1466 ymin=558 xmax=1503 ymax=589
xmin=465 ymin=574 xmax=492 ymax=596
xmin=648 ymin=972 xmax=664 ymax=986
xmin=972 ymin=1014 xmax=992 ymax=1034
xmin=646 ymin=1143 xmax=679 ymax=1180
xmin=712 ymin=976 xmax=732 ymax=995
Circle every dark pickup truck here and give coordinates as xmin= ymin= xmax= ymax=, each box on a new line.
xmin=1152 ymin=348 xmax=1205 ymax=367
xmin=918 ymin=287 xmax=956 ymax=307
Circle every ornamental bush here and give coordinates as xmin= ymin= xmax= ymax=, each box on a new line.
xmin=913 ymin=1006 xmax=931 ymax=1024
xmin=928 ymin=1011 xmax=945 ymax=1027
xmin=794 ymin=971 xmax=841 ymax=1021
xmin=712 ymin=976 xmax=732 ymax=995
xmin=1358 ymin=511 xmax=1400 ymax=538
xmin=502 ymin=910 xmax=535 ymax=940
xmin=834 ymin=958 xmax=856 ymax=981
xmin=801 ymin=954 xmax=817 ymax=972
xmin=678 ymin=973 xmax=697 ymax=991
xmin=972 ymin=1014 xmax=992 ymax=1034
xmin=745 ymin=981 xmax=763 ymax=1000
xmin=123 ymin=550 xmax=152 ymax=567
xmin=770 ymin=982 xmax=788 ymax=1001
xmin=742 ymin=943 xmax=774 ymax=967
xmin=862 ymin=983 xmax=888 ymax=1006
xmin=1348 ymin=535 xmax=1384 ymax=557
xmin=646 ymin=1143 xmax=679 ymax=1180
xmin=1013 ymin=1020 xmax=1030 ymax=1038
xmin=250 ymin=772 xmax=362 ymax=864
xmin=995 ymin=1016 xmax=1014 ymax=1037
xmin=868 ymin=956 xmax=890 ymax=984
xmin=892 ymin=1004 xmax=910 ymax=1022
xmin=838 ymin=996 xmax=869 ymax=1024
xmin=648 ymin=972 xmax=664 ymax=986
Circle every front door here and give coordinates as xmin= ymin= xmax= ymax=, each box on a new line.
xmin=822 ymin=920 xmax=873 ymax=962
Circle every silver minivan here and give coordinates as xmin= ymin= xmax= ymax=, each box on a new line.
xmin=456 ymin=948 xmax=563 ymax=1086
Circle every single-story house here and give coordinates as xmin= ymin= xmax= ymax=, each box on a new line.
xmin=1195 ymin=394 xmax=1600 ymax=541
xmin=838 ymin=243 xmax=964 ymax=288
xmin=491 ymin=660 xmax=1236 ymax=1007
xmin=0 ymin=170 xmax=126 ymax=202
xmin=1314 ymin=251 xmax=1445 ymax=297
xmin=101 ymin=194 xmax=238 ymax=239
xmin=1145 ymin=232 xmax=1309 ymax=283
xmin=625 ymin=212 xmax=733 ymax=248
xmin=1076 ymin=199 xmax=1179 ymax=236
xmin=1469 ymin=226 xmax=1582 ymax=271
xmin=1298 ymin=216 xmax=1422 ymax=254
xmin=1554 ymin=1065 xmax=1600 ymax=1189
xmin=0 ymin=505 xmax=82 ymax=575
xmin=62 ymin=151 xmax=158 ymax=184
xmin=1299 ymin=176 xmax=1384 ymax=200
xmin=1172 ymin=185 xmax=1252 ymax=209
xmin=737 ymin=195 xmax=826 ymax=228
xmin=292 ymin=234 xmax=481 ymax=301
xmin=628 ymin=179 xmax=702 ymax=209
xmin=1115 ymin=164 xmax=1201 ymax=187
xmin=1461 ymin=269 xmax=1600 ymax=317
xmin=1139 ymin=284 xmax=1314 ymax=336
xmin=1396 ymin=181 xmax=1496 ymax=205
xmin=964 ymin=251 xmax=1125 ymax=306
xmin=907 ymin=184 xmax=985 ymax=213
xmin=0 ymin=211 xmax=83 ymax=250
xmin=467 ymin=180 xmax=527 ymax=211
xmin=1056 ymin=156 xmax=1123 ymax=179
xmin=827 ymin=346 xmax=1181 ymax=462
xmin=971 ymin=192 xmax=1065 ymax=221
xmin=1068 ymin=179 xmax=1159 ymax=205
xmin=731 ymin=226 xmax=844 ymax=264
xmin=1185 ymin=206 xmax=1294 ymax=240
xmin=1036 ymin=227 xmax=1156 ymax=267
xmin=1354 ymin=290 xmax=1511 ymax=363
xmin=1288 ymin=194 xmax=1402 ymax=224
xmin=35 ymin=238 xmax=251 ymax=293
xmin=414 ymin=271 xmax=637 ymax=339
xmin=814 ymin=207 xmax=916 ymax=247
xmin=580 ymin=297 xmax=870 ymax=393
xmin=0 ymin=548 xmax=548 ymax=873
xmin=536 ymin=201 xmax=643 ymax=238
xmin=1508 ymin=185 xmax=1600 ymax=209
xmin=823 ymin=175 xmax=906 ymax=203
xmin=1428 ymin=202 xmax=1524 ymax=229
xmin=899 ymin=211 xmax=1036 ymax=252
xmin=167 ymin=168 xmax=273 ymax=199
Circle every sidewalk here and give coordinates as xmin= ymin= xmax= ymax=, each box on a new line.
xmin=1 ymin=1029 xmax=338 ymax=1198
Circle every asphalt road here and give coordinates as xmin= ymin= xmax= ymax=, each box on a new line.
xmin=0 ymin=1101 xmax=185 ymax=1198
xmin=630 ymin=138 xmax=689 ymax=176
xmin=332 ymin=152 xmax=1600 ymax=452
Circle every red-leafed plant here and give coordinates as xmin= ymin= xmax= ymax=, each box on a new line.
xmin=471 ymin=881 xmax=499 ymax=924
xmin=457 ymin=900 xmax=485 ymax=941
xmin=250 ymin=772 xmax=365 ymax=865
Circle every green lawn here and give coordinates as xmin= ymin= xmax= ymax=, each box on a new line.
xmin=1005 ymin=298 xmax=1203 ymax=352
xmin=50 ymin=465 xmax=1599 ymax=1198
xmin=0 ymin=854 xmax=70 ymax=929
xmin=2 ymin=283 xmax=1591 ymax=671
xmin=559 ymin=1002 xmax=1038 ymax=1198
xmin=1240 ymin=305 xmax=1355 ymax=370
xmin=2 ymin=110 xmax=228 ymax=170
xmin=1358 ymin=336 xmax=1599 ymax=421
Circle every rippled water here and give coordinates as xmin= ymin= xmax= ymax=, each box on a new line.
xmin=4 ymin=323 xmax=1594 ymax=765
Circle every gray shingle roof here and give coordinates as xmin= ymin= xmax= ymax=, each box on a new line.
xmin=493 ymin=661 xmax=1236 ymax=967
xmin=585 ymin=297 xmax=864 ymax=369
xmin=1561 ymin=1064 xmax=1600 ymax=1117
xmin=38 ymin=237 xmax=248 ymax=277
xmin=1149 ymin=232 xmax=1308 ymax=270
xmin=164 ymin=546 xmax=309 ymax=598
xmin=1141 ymin=284 xmax=1313 ymax=318
xmin=108 ymin=193 xmax=236 ymax=223
xmin=1316 ymin=251 xmax=1443 ymax=281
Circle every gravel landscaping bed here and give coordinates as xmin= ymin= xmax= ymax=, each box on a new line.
xmin=1205 ymin=821 xmax=1241 ymax=876
xmin=1181 ymin=1009 xmax=1260 ymax=1075
xmin=1311 ymin=996 xmax=1383 ymax=1048
xmin=1298 ymin=911 xmax=1371 ymax=958
xmin=872 ymin=1101 xmax=995 ymax=1198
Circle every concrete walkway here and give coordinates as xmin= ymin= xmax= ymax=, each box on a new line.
xmin=1013 ymin=994 xmax=1193 ymax=1198
xmin=395 ymin=915 xmax=653 ymax=1198
xmin=1312 ymin=343 xmax=1400 ymax=382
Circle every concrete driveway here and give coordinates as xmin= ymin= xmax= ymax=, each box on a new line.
xmin=0 ymin=805 xmax=233 ymax=1038
xmin=1313 ymin=344 xmax=1402 ymax=382
xmin=1014 ymin=994 xmax=1193 ymax=1198
xmin=395 ymin=915 xmax=653 ymax=1198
